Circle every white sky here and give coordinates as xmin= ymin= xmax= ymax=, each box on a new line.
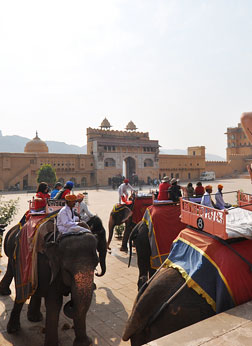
xmin=1 ymin=0 xmax=252 ymax=157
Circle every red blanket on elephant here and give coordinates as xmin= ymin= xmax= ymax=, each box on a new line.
xmin=132 ymin=196 xmax=153 ymax=224
xmin=14 ymin=212 xmax=56 ymax=303
xmin=165 ymin=228 xmax=252 ymax=313
xmin=142 ymin=204 xmax=185 ymax=269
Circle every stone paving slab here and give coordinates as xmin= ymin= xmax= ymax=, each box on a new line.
xmin=1 ymin=179 xmax=252 ymax=345
xmin=147 ymin=301 xmax=252 ymax=346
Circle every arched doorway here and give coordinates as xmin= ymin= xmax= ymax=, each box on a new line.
xmin=123 ymin=157 xmax=136 ymax=180
xmin=81 ymin=177 xmax=87 ymax=187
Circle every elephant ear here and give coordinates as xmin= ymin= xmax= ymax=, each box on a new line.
xmin=45 ymin=242 xmax=60 ymax=284
xmin=121 ymin=207 xmax=133 ymax=223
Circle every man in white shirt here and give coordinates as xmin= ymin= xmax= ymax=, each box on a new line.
xmin=215 ymin=184 xmax=231 ymax=209
xmin=57 ymin=194 xmax=91 ymax=234
xmin=201 ymin=185 xmax=216 ymax=208
xmin=75 ymin=193 xmax=94 ymax=222
xmin=118 ymin=179 xmax=136 ymax=204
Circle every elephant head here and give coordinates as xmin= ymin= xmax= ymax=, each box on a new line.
xmin=122 ymin=267 xmax=214 ymax=345
xmin=45 ymin=232 xmax=99 ymax=345
xmin=107 ymin=205 xmax=133 ymax=249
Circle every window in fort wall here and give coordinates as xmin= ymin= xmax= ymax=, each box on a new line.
xmin=104 ymin=158 xmax=116 ymax=167
xmin=144 ymin=159 xmax=154 ymax=167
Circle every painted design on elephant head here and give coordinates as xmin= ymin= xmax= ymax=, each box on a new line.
xmin=74 ymin=271 xmax=94 ymax=291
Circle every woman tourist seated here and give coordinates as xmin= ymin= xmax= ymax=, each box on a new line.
xmin=195 ymin=181 xmax=205 ymax=197
xmin=186 ymin=182 xmax=195 ymax=198
xmin=157 ymin=176 xmax=171 ymax=200
xmin=33 ymin=182 xmax=50 ymax=211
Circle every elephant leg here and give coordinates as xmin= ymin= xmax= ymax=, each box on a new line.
xmin=107 ymin=215 xmax=116 ymax=249
xmin=134 ymin=226 xmax=152 ymax=290
xmin=0 ymin=259 xmax=13 ymax=295
xmin=7 ymin=300 xmax=25 ymax=333
xmin=72 ymin=274 xmax=93 ymax=346
xmin=27 ymin=295 xmax=43 ymax=322
xmin=44 ymin=291 xmax=62 ymax=346
xmin=120 ymin=221 xmax=133 ymax=252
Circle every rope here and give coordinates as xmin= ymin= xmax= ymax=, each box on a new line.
xmin=229 ymin=202 xmax=252 ymax=210
xmin=147 ymin=280 xmax=188 ymax=327
xmin=53 ymin=218 xmax=56 ymax=242
xmin=136 ymin=258 xmax=169 ymax=302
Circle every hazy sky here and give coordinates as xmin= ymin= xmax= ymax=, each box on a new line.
xmin=1 ymin=0 xmax=252 ymax=157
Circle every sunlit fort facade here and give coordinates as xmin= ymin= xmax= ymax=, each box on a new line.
xmin=0 ymin=119 xmax=250 ymax=190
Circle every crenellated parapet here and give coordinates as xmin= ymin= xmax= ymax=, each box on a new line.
xmin=205 ymin=160 xmax=228 ymax=164
xmin=86 ymin=127 xmax=149 ymax=140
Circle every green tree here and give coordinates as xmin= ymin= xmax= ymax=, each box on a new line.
xmin=0 ymin=197 xmax=19 ymax=225
xmin=37 ymin=164 xmax=57 ymax=187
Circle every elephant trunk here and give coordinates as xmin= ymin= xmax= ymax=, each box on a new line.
xmin=96 ymin=227 xmax=107 ymax=277
xmin=71 ymin=269 xmax=94 ymax=344
xmin=96 ymin=250 xmax=106 ymax=277
xmin=107 ymin=214 xmax=115 ymax=249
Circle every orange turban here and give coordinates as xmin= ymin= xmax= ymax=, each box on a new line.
xmin=218 ymin=184 xmax=223 ymax=189
xmin=65 ymin=194 xmax=77 ymax=201
xmin=205 ymin=185 xmax=212 ymax=191
xmin=76 ymin=193 xmax=84 ymax=200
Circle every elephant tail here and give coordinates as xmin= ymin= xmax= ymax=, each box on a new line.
xmin=128 ymin=223 xmax=139 ymax=268
xmin=4 ymin=224 xmax=20 ymax=257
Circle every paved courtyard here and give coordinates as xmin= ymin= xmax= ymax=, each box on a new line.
xmin=0 ymin=178 xmax=252 ymax=345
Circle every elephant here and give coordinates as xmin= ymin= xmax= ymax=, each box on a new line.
xmin=124 ymin=223 xmax=252 ymax=345
xmin=128 ymin=221 xmax=154 ymax=289
xmin=107 ymin=195 xmax=153 ymax=252
xmin=128 ymin=204 xmax=185 ymax=289
xmin=107 ymin=203 xmax=134 ymax=252
xmin=0 ymin=214 xmax=107 ymax=346
xmin=122 ymin=266 xmax=215 ymax=346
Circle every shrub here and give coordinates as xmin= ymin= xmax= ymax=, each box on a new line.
xmin=0 ymin=197 xmax=19 ymax=225
xmin=37 ymin=164 xmax=57 ymax=186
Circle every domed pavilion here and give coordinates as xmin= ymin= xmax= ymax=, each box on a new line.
xmin=125 ymin=121 xmax=137 ymax=131
xmin=24 ymin=131 xmax=49 ymax=153
xmin=100 ymin=117 xmax=112 ymax=130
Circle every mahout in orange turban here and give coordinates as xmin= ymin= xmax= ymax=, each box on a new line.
xmin=65 ymin=194 xmax=77 ymax=201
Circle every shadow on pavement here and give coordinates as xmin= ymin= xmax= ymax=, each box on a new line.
xmin=109 ymin=246 xmax=137 ymax=268
xmin=88 ymin=286 xmax=129 ymax=345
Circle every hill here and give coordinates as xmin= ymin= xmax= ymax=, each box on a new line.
xmin=0 ymin=131 xmax=224 ymax=159
xmin=0 ymin=131 xmax=87 ymax=154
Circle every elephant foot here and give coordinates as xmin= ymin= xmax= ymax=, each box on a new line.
xmin=0 ymin=286 xmax=11 ymax=296
xmin=73 ymin=336 xmax=92 ymax=346
xmin=120 ymin=246 xmax=128 ymax=253
xmin=27 ymin=311 xmax=43 ymax=322
xmin=7 ymin=320 xmax=21 ymax=334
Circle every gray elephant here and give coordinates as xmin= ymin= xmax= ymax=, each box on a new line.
xmin=128 ymin=221 xmax=154 ymax=289
xmin=122 ymin=267 xmax=215 ymax=346
xmin=124 ymin=226 xmax=252 ymax=345
xmin=0 ymin=215 xmax=107 ymax=346
xmin=107 ymin=203 xmax=134 ymax=251
xmin=107 ymin=195 xmax=153 ymax=252
xmin=128 ymin=204 xmax=185 ymax=289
